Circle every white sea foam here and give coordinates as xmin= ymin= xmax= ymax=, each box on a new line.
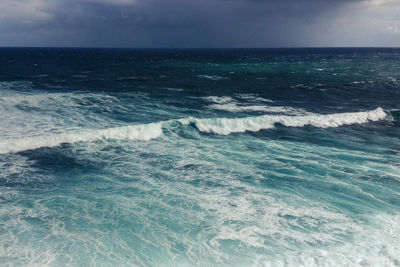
xmin=203 ymin=95 xmax=309 ymax=115
xmin=190 ymin=107 xmax=387 ymax=135
xmin=162 ymin=87 xmax=185 ymax=92
xmin=260 ymin=213 xmax=400 ymax=267
xmin=197 ymin=75 xmax=228 ymax=81
xmin=193 ymin=170 xmax=400 ymax=266
xmin=208 ymin=103 xmax=310 ymax=114
xmin=202 ymin=96 xmax=235 ymax=104
xmin=0 ymin=108 xmax=388 ymax=153
xmin=0 ymin=92 xmax=119 ymax=108
xmin=203 ymin=95 xmax=273 ymax=104
xmin=234 ymin=93 xmax=273 ymax=103
xmin=0 ymin=123 xmax=163 ymax=154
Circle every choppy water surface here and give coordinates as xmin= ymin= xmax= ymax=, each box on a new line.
xmin=0 ymin=48 xmax=399 ymax=266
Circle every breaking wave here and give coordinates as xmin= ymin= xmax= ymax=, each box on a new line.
xmin=0 ymin=123 xmax=163 ymax=154
xmin=186 ymin=107 xmax=387 ymax=135
xmin=0 ymin=108 xmax=388 ymax=154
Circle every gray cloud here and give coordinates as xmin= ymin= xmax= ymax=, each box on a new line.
xmin=0 ymin=0 xmax=399 ymax=47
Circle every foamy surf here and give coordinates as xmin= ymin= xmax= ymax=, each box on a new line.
xmin=0 ymin=108 xmax=388 ymax=154
xmin=0 ymin=123 xmax=163 ymax=154
xmin=202 ymin=95 xmax=309 ymax=114
xmin=188 ymin=107 xmax=387 ymax=135
xmin=208 ymin=103 xmax=310 ymax=114
xmin=1 ymin=48 xmax=400 ymax=267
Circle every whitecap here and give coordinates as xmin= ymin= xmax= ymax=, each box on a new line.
xmin=116 ymin=76 xmax=139 ymax=81
xmin=208 ymin=104 xmax=309 ymax=114
xmin=162 ymin=87 xmax=185 ymax=92
xmin=0 ymin=92 xmax=119 ymax=109
xmin=202 ymin=95 xmax=308 ymax=115
xmin=0 ymin=123 xmax=163 ymax=154
xmin=190 ymin=108 xmax=387 ymax=135
xmin=234 ymin=94 xmax=273 ymax=103
xmin=0 ymin=108 xmax=388 ymax=153
xmin=197 ymin=75 xmax=228 ymax=81
xmin=202 ymin=96 xmax=235 ymax=104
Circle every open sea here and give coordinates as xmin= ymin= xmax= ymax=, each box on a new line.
xmin=0 ymin=48 xmax=399 ymax=266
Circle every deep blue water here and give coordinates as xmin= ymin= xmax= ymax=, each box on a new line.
xmin=0 ymin=48 xmax=399 ymax=266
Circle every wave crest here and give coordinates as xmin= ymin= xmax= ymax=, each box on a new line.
xmin=0 ymin=123 xmax=162 ymax=154
xmin=190 ymin=108 xmax=387 ymax=135
xmin=0 ymin=108 xmax=388 ymax=154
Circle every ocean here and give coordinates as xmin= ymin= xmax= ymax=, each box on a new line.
xmin=0 ymin=48 xmax=399 ymax=266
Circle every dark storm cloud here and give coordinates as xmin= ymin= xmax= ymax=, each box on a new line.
xmin=0 ymin=0 xmax=399 ymax=47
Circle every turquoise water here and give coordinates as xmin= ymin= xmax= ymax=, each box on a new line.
xmin=0 ymin=48 xmax=399 ymax=266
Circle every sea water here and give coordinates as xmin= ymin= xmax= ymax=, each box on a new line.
xmin=0 ymin=48 xmax=399 ymax=266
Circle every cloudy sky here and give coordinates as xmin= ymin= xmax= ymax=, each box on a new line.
xmin=0 ymin=0 xmax=399 ymax=47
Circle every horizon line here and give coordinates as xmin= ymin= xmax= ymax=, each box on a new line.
xmin=1 ymin=46 xmax=400 ymax=50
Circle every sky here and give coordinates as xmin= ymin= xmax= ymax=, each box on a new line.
xmin=0 ymin=0 xmax=399 ymax=48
